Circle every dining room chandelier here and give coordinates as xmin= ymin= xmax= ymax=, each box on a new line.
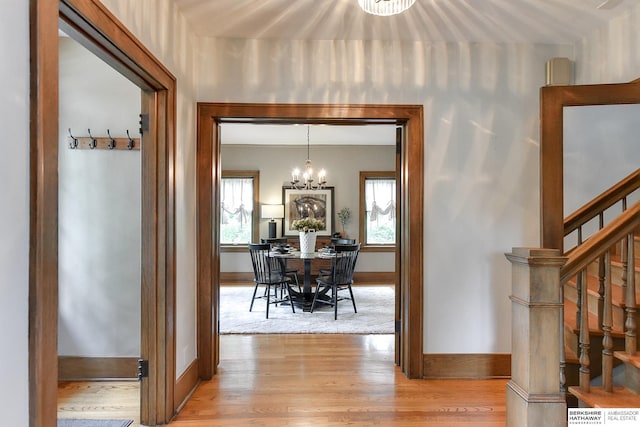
xmin=358 ymin=0 xmax=416 ymax=16
xmin=290 ymin=125 xmax=327 ymax=190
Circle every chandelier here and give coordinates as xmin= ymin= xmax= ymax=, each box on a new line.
xmin=291 ymin=125 xmax=327 ymax=190
xmin=358 ymin=0 xmax=416 ymax=16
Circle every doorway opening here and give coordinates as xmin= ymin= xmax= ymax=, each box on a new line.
xmin=218 ymin=122 xmax=397 ymax=334
xmin=56 ymin=33 xmax=142 ymax=424
xmin=30 ymin=1 xmax=177 ymax=426
xmin=196 ymin=103 xmax=424 ymax=380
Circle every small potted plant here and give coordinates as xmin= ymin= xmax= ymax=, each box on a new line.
xmin=337 ymin=207 xmax=352 ymax=237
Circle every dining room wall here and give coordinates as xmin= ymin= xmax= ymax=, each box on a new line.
xmin=220 ymin=143 xmax=396 ymax=274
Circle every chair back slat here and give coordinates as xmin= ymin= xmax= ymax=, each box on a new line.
xmin=331 ymin=244 xmax=360 ymax=284
xmin=249 ymin=243 xmax=287 ymax=283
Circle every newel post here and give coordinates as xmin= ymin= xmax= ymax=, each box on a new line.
xmin=505 ymin=248 xmax=567 ymax=426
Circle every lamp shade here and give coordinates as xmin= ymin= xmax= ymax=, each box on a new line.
xmin=358 ymin=0 xmax=416 ymax=16
xmin=261 ymin=204 xmax=284 ymax=219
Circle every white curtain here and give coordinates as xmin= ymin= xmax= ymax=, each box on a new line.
xmin=221 ymin=178 xmax=253 ymax=226
xmin=366 ymin=179 xmax=395 ymax=222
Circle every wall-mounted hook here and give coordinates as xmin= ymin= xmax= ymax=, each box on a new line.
xmin=107 ymin=129 xmax=116 ymax=150
xmin=126 ymin=129 xmax=135 ymax=150
xmin=68 ymin=128 xmax=78 ymax=149
xmin=87 ymin=128 xmax=97 ymax=149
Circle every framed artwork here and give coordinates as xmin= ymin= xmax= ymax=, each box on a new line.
xmin=282 ymin=186 xmax=334 ymax=237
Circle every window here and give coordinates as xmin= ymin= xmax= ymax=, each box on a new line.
xmin=220 ymin=171 xmax=259 ymax=246
xmin=360 ymin=171 xmax=396 ymax=247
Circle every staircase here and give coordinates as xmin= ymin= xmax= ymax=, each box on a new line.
xmin=561 ymin=169 xmax=640 ymax=409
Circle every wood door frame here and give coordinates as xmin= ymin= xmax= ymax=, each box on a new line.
xmin=30 ymin=1 xmax=176 ymax=426
xmin=196 ymin=103 xmax=424 ymax=379
xmin=540 ymin=78 xmax=640 ymax=251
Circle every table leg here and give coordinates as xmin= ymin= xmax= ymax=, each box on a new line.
xmin=303 ymin=259 xmax=312 ymax=299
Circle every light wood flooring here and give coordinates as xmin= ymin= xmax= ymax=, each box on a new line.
xmin=58 ymin=380 xmax=141 ymax=426
xmin=59 ymin=334 xmax=508 ymax=426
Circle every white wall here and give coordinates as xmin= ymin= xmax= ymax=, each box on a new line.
xmin=564 ymin=2 xmax=640 ymax=249
xmin=0 ymin=0 xmax=29 ymax=425
xmin=100 ymin=0 xmax=199 ymax=377
xmin=220 ymin=144 xmax=396 ymax=273
xmin=2 ymin=4 xmax=638 ymax=423
xmin=564 ymin=104 xmax=640 ymax=215
xmin=97 ymin=0 xmax=640 ymax=361
xmin=574 ymin=3 xmax=640 ymax=84
xmin=196 ymin=37 xmax=571 ymax=353
xmin=58 ymin=37 xmax=141 ymax=357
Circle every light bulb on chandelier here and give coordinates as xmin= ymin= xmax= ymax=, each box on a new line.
xmin=291 ymin=125 xmax=327 ymax=190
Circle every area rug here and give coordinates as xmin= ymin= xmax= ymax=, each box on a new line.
xmin=57 ymin=420 xmax=133 ymax=427
xmin=220 ymin=285 xmax=394 ymax=334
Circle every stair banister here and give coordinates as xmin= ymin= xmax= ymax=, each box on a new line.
xmin=564 ymin=168 xmax=640 ymax=237
xmin=624 ymin=233 xmax=637 ymax=355
xmin=561 ymin=201 xmax=640 ymax=283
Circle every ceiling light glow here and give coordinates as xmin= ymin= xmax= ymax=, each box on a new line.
xmin=358 ymin=0 xmax=416 ymax=16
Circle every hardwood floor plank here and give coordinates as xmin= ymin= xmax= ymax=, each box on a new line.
xmin=57 ymin=380 xmax=141 ymax=426
xmin=171 ymin=334 xmax=507 ymax=426
xmin=57 ymin=335 xmax=507 ymax=426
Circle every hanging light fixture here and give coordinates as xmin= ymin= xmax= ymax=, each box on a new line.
xmin=358 ymin=0 xmax=416 ymax=16
xmin=291 ymin=125 xmax=327 ymax=190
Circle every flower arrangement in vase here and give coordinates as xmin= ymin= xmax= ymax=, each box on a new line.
xmin=291 ymin=217 xmax=325 ymax=233
xmin=291 ymin=217 xmax=325 ymax=254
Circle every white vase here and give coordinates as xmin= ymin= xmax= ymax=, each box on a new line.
xmin=299 ymin=229 xmax=317 ymax=254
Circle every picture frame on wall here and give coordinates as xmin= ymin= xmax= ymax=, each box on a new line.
xmin=282 ymin=186 xmax=335 ymax=237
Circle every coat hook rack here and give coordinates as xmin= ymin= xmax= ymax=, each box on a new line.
xmin=66 ymin=128 xmax=140 ymax=151
xmin=107 ymin=129 xmax=116 ymax=150
xmin=87 ymin=129 xmax=97 ymax=149
xmin=68 ymin=128 xmax=78 ymax=149
xmin=127 ymin=130 xmax=135 ymax=150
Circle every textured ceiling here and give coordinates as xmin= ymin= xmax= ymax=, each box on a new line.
xmin=173 ymin=0 xmax=634 ymax=44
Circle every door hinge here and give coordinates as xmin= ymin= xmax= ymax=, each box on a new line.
xmin=139 ymin=114 xmax=149 ymax=135
xmin=395 ymin=320 xmax=402 ymax=333
xmin=137 ymin=358 xmax=149 ymax=380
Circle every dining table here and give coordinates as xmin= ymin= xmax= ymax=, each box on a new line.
xmin=270 ymin=249 xmax=335 ymax=311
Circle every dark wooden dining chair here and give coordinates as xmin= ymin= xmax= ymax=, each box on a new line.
xmin=319 ymin=239 xmax=357 ymax=276
xmin=311 ymin=243 xmax=360 ymax=320
xmin=248 ymin=243 xmax=296 ymax=318
xmin=261 ymin=238 xmax=300 ymax=291
xmin=262 ymin=237 xmax=288 ymax=245
xmin=330 ymin=238 xmax=356 ymax=246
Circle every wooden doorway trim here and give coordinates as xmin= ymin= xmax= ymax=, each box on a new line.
xmin=30 ymin=1 xmax=176 ymax=426
xmin=540 ymin=80 xmax=640 ymax=251
xmin=196 ymin=103 xmax=424 ymax=379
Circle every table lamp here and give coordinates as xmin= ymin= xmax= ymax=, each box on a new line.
xmin=261 ymin=204 xmax=284 ymax=239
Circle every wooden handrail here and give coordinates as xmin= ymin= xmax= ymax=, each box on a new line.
xmin=561 ymin=201 xmax=640 ymax=283
xmin=564 ymin=168 xmax=640 ymax=236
